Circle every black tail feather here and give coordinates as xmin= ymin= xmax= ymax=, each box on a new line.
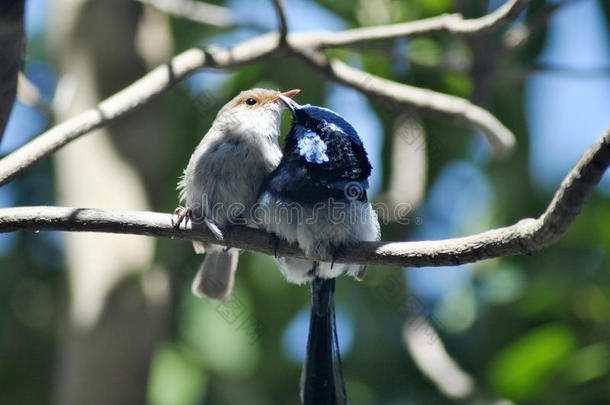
xmin=301 ymin=277 xmax=347 ymax=405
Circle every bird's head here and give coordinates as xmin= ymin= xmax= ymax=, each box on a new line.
xmin=214 ymin=88 xmax=300 ymax=141
xmin=278 ymin=95 xmax=363 ymax=144
xmin=277 ymin=95 xmax=365 ymax=164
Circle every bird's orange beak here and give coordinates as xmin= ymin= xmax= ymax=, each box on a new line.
xmin=277 ymin=89 xmax=300 ymax=101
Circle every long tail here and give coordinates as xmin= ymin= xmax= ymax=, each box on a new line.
xmin=301 ymin=277 xmax=347 ymax=405
xmin=191 ymin=249 xmax=238 ymax=302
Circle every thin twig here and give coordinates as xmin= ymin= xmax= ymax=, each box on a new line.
xmin=0 ymin=35 xmax=280 ymax=186
xmin=136 ymin=0 xmax=527 ymax=45
xmin=17 ymin=72 xmax=54 ymax=119
xmin=1 ymin=128 xmax=608 ymax=267
xmin=271 ymin=0 xmax=288 ymax=44
xmin=495 ymin=64 xmax=610 ymax=82
xmin=295 ymin=49 xmax=515 ymax=158
xmin=294 ymin=0 xmax=529 ymax=49
xmin=0 ymin=0 xmax=528 ymax=184
xmin=501 ymin=0 xmax=583 ymax=52
xmin=135 ymin=0 xmax=236 ymax=28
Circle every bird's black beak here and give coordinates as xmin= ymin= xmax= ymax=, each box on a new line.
xmin=278 ymin=93 xmax=300 ymax=113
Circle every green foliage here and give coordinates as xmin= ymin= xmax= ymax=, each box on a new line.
xmin=148 ymin=343 xmax=207 ymax=405
xmin=564 ymin=343 xmax=610 ymax=385
xmin=488 ymin=323 xmax=576 ymax=401
xmin=2 ymin=0 xmax=610 ymax=404
xmin=179 ymin=291 xmax=262 ymax=377
xmin=413 ymin=0 xmax=454 ymax=17
xmin=409 ymin=38 xmax=443 ymax=67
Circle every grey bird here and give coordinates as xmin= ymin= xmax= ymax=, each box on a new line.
xmin=177 ymin=88 xmax=300 ymax=302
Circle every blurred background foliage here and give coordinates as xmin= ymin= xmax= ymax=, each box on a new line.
xmin=1 ymin=0 xmax=609 ymax=404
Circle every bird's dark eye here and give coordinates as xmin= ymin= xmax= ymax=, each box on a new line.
xmin=245 ymin=98 xmax=257 ymax=105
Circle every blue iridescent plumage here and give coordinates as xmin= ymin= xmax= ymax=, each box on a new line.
xmin=297 ymin=128 xmax=329 ymax=164
xmin=262 ymin=102 xmax=371 ymax=204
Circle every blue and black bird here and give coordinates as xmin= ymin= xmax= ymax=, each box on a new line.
xmin=258 ymin=96 xmax=380 ymax=405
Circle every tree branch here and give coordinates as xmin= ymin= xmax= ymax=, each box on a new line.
xmin=271 ymin=0 xmax=288 ymax=44
xmin=501 ymin=0 xmax=582 ymax=52
xmin=1 ymin=128 xmax=607 ymax=267
xmin=0 ymin=0 xmax=528 ymax=185
xmin=495 ymin=64 xmax=610 ymax=83
xmin=0 ymin=36 xmax=281 ymax=186
xmin=294 ymin=49 xmax=515 ymax=158
xmin=294 ymin=0 xmax=529 ymax=49
xmin=0 ymin=0 xmax=25 ymax=143
xmin=134 ymin=0 xmax=237 ymax=28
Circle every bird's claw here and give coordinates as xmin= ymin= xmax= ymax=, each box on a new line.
xmin=270 ymin=234 xmax=280 ymax=258
xmin=330 ymin=248 xmax=338 ymax=269
xmin=172 ymin=206 xmax=192 ymax=232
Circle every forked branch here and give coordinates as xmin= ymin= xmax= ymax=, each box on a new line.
xmin=0 ymin=0 xmax=529 ymax=185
